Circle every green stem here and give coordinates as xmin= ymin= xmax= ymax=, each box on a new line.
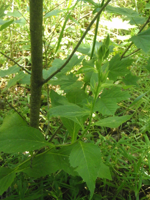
xmin=90 ymin=15 xmax=100 ymax=59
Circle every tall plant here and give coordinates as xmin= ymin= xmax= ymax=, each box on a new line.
xmin=0 ymin=0 xmax=150 ymax=199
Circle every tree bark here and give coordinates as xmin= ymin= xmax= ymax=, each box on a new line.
xmin=29 ymin=0 xmax=43 ymax=128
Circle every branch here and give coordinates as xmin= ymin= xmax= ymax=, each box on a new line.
xmin=0 ymin=51 xmax=31 ymax=75
xmin=48 ymin=124 xmax=63 ymax=142
xmin=122 ymin=48 xmax=140 ymax=58
xmin=41 ymin=0 xmax=111 ymax=85
xmin=121 ymin=16 xmax=150 ymax=59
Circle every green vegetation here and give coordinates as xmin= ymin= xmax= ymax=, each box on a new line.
xmin=0 ymin=0 xmax=150 ymax=199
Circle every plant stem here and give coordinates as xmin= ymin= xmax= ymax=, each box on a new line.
xmin=29 ymin=0 xmax=43 ymax=128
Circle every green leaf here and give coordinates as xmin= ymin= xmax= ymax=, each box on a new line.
xmin=128 ymin=16 xmax=146 ymax=25
xmin=0 ymin=65 xmax=20 ymax=77
xmin=66 ymin=88 xmax=88 ymax=105
xmin=90 ymin=72 xmax=99 ymax=95
xmin=145 ymin=3 xmax=150 ymax=9
xmin=3 ymin=71 xmax=26 ymax=92
xmin=14 ymin=18 xmax=26 ymax=26
xmin=106 ymin=5 xmax=139 ymax=18
xmin=0 ymin=19 xmax=14 ymax=31
xmin=123 ymin=73 xmax=139 ymax=86
xmin=130 ymin=28 xmax=150 ymax=53
xmin=20 ymin=146 xmax=77 ymax=178
xmin=0 ymin=5 xmax=8 ymax=18
xmin=144 ymin=57 xmax=150 ymax=72
xmin=50 ymin=74 xmax=83 ymax=92
xmin=56 ymin=13 xmax=70 ymax=52
xmin=57 ymin=54 xmax=84 ymax=76
xmin=94 ymin=87 xmax=130 ymax=115
xmin=18 ymin=74 xmax=31 ymax=85
xmin=50 ymin=90 xmax=69 ymax=107
xmin=49 ymin=104 xmax=90 ymax=118
xmin=44 ymin=9 xmax=62 ymax=18
xmin=7 ymin=10 xmax=22 ymax=17
xmin=108 ymin=54 xmax=132 ymax=80
xmin=69 ymin=142 xmax=112 ymax=199
xmin=94 ymin=115 xmax=132 ymax=128
xmin=94 ymin=98 xmax=119 ymax=115
xmin=0 ymin=168 xmax=16 ymax=195
xmin=77 ymin=44 xmax=92 ymax=56
xmin=101 ymin=87 xmax=130 ymax=103
xmin=129 ymin=93 xmax=146 ymax=108
xmin=0 ymin=113 xmax=27 ymax=132
xmin=0 ymin=126 xmax=52 ymax=153
xmin=61 ymin=117 xmax=82 ymax=142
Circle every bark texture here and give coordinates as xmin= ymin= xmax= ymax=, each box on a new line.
xmin=30 ymin=0 xmax=43 ymax=128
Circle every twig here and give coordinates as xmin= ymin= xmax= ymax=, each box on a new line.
xmin=0 ymin=51 xmax=31 ymax=75
xmin=122 ymin=48 xmax=140 ymax=58
xmin=48 ymin=124 xmax=63 ymax=142
xmin=121 ymin=16 xmax=150 ymax=59
xmin=41 ymin=0 xmax=111 ymax=85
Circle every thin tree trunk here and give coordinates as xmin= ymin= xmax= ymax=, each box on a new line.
xmin=29 ymin=0 xmax=43 ymax=128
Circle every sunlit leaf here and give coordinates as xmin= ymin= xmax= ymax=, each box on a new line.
xmin=3 ymin=72 xmax=26 ymax=92
xmin=49 ymin=104 xmax=90 ymax=118
xmin=44 ymin=9 xmax=62 ymax=18
xmin=130 ymin=28 xmax=150 ymax=53
xmin=108 ymin=54 xmax=132 ymax=80
xmin=69 ymin=142 xmax=112 ymax=199
xmin=106 ymin=5 xmax=139 ymax=18
xmin=94 ymin=115 xmax=132 ymax=128
xmin=0 ymin=126 xmax=52 ymax=153
xmin=0 ymin=65 xmax=20 ymax=77
xmin=94 ymin=87 xmax=130 ymax=115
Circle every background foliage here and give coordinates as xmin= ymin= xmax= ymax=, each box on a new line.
xmin=0 ymin=0 xmax=150 ymax=199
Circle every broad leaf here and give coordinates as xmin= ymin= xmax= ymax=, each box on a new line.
xmin=108 ymin=54 xmax=132 ymax=80
xmin=7 ymin=10 xmax=22 ymax=17
xmin=0 ymin=113 xmax=27 ymax=132
xmin=0 ymin=5 xmax=8 ymax=18
xmin=77 ymin=44 xmax=92 ymax=56
xmin=44 ymin=9 xmax=62 ymax=18
xmin=43 ymin=65 xmax=59 ymax=79
xmin=50 ymin=74 xmax=83 ymax=92
xmin=123 ymin=73 xmax=139 ymax=86
xmin=0 ymin=168 xmax=16 ymax=195
xmin=50 ymin=90 xmax=69 ymax=107
xmin=3 ymin=71 xmax=26 ymax=92
xmin=94 ymin=115 xmax=132 ymax=128
xmin=94 ymin=87 xmax=130 ymax=115
xmin=0 ymin=19 xmax=14 ymax=31
xmin=130 ymin=28 xmax=150 ymax=53
xmin=66 ymin=88 xmax=88 ymax=105
xmin=0 ymin=65 xmax=19 ymax=77
xmin=94 ymin=98 xmax=119 ymax=115
xmin=0 ymin=126 xmax=52 ymax=153
xmin=106 ymin=5 xmax=139 ymax=18
xmin=20 ymin=146 xmax=77 ymax=178
xmin=18 ymin=74 xmax=31 ymax=85
xmin=69 ymin=142 xmax=111 ymax=199
xmin=61 ymin=117 xmax=82 ymax=142
xmin=90 ymin=72 xmax=99 ymax=95
xmin=49 ymin=104 xmax=90 ymax=118
xmin=145 ymin=3 xmax=150 ymax=9
xmin=128 ymin=16 xmax=146 ymax=25
xmin=14 ymin=18 xmax=26 ymax=26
